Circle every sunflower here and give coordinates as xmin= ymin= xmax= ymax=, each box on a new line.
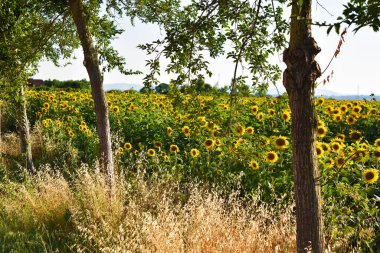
xmin=268 ymin=109 xmax=275 ymax=117
xmin=352 ymin=106 xmax=362 ymax=114
xmin=115 ymin=147 xmax=124 ymax=156
xmin=169 ymin=144 xmax=180 ymax=154
xmin=246 ymin=126 xmax=254 ymax=135
xmin=275 ymin=136 xmax=289 ymax=149
xmin=211 ymin=130 xmax=220 ymax=138
xmin=316 ymin=98 xmax=324 ymax=105
xmin=317 ymin=126 xmax=327 ymax=138
xmin=336 ymin=134 xmax=345 ymax=141
xmin=325 ymin=158 xmax=334 ymax=168
xmin=336 ymin=156 xmax=346 ymax=168
xmin=349 ymin=130 xmax=361 ymax=142
xmin=204 ymin=139 xmax=214 ymax=149
xmin=182 ymin=126 xmax=190 ymax=137
xmin=331 ymin=142 xmax=342 ymax=153
xmin=281 ymin=111 xmax=291 ymax=122
xmin=265 ymin=151 xmax=278 ymax=163
xmin=163 ymin=155 xmax=170 ymax=162
xmin=147 ymin=148 xmax=156 ymax=157
xmin=235 ymin=125 xmax=245 ymax=136
xmin=340 ymin=105 xmax=348 ymax=113
xmin=124 ymin=142 xmax=132 ymax=151
xmin=249 ymin=160 xmax=259 ymax=170
xmin=43 ymin=102 xmax=50 ymax=110
xmin=167 ymin=127 xmax=173 ymax=137
xmin=345 ymin=115 xmax=357 ymax=125
xmin=333 ymin=114 xmax=343 ymax=122
xmin=362 ymin=169 xmax=379 ymax=184
xmin=68 ymin=131 xmax=74 ymax=138
xmin=374 ymin=138 xmax=380 ymax=149
xmin=215 ymin=138 xmax=222 ymax=147
xmin=373 ymin=150 xmax=380 ymax=161
xmin=316 ymin=145 xmax=324 ymax=157
xmin=321 ymin=143 xmax=331 ymax=153
xmin=353 ymin=148 xmax=369 ymax=162
xmin=112 ymin=106 xmax=120 ymax=114
xmin=251 ymin=105 xmax=259 ymax=114
xmin=256 ymin=112 xmax=264 ymax=122
xmin=190 ymin=148 xmax=200 ymax=158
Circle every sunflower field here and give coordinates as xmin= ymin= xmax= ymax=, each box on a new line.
xmin=3 ymin=88 xmax=378 ymax=249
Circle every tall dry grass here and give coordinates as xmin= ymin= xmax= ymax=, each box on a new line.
xmin=0 ymin=164 xmax=297 ymax=252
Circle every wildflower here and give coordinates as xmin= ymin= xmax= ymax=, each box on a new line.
xmin=325 ymin=158 xmax=334 ymax=168
xmin=268 ymin=109 xmax=275 ymax=117
xmin=167 ymin=127 xmax=173 ymax=137
xmin=331 ymin=142 xmax=342 ymax=153
xmin=147 ymin=148 xmax=156 ymax=157
xmin=265 ymin=151 xmax=278 ymax=163
xmin=374 ymin=138 xmax=380 ymax=149
xmin=170 ymin=144 xmax=180 ymax=154
xmin=43 ymin=102 xmax=50 ymax=110
xmin=281 ymin=111 xmax=291 ymax=122
xmin=246 ymin=126 xmax=254 ymax=135
xmin=333 ymin=114 xmax=343 ymax=122
xmin=124 ymin=142 xmax=132 ymax=151
xmin=182 ymin=126 xmax=190 ymax=137
xmin=336 ymin=156 xmax=345 ymax=168
xmin=251 ymin=105 xmax=259 ymax=114
xmin=352 ymin=106 xmax=362 ymax=114
xmin=275 ymin=136 xmax=289 ymax=149
xmin=256 ymin=112 xmax=264 ymax=121
xmin=349 ymin=130 xmax=361 ymax=142
xmin=362 ymin=169 xmax=379 ymax=184
xmin=112 ymin=106 xmax=120 ymax=114
xmin=115 ymin=147 xmax=124 ymax=156
xmin=235 ymin=125 xmax=245 ymax=136
xmin=249 ymin=160 xmax=259 ymax=170
xmin=316 ymin=145 xmax=324 ymax=157
xmin=373 ymin=150 xmax=380 ymax=161
xmin=317 ymin=126 xmax=327 ymax=138
xmin=204 ymin=139 xmax=214 ymax=149
xmin=316 ymin=98 xmax=324 ymax=105
xmin=190 ymin=148 xmax=200 ymax=158
xmin=353 ymin=148 xmax=369 ymax=162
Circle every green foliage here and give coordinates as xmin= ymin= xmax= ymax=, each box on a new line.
xmin=134 ymin=0 xmax=288 ymax=91
xmin=43 ymin=79 xmax=91 ymax=90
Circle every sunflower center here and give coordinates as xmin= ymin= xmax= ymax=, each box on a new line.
xmin=267 ymin=153 xmax=275 ymax=160
xmin=276 ymin=139 xmax=286 ymax=146
xmin=366 ymin=172 xmax=375 ymax=180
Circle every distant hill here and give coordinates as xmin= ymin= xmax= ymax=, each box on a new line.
xmin=104 ymin=83 xmax=143 ymax=91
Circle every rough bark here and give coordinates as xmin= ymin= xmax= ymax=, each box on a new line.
xmin=19 ymin=84 xmax=34 ymax=173
xmin=283 ymin=0 xmax=324 ymax=252
xmin=69 ymin=0 xmax=114 ymax=187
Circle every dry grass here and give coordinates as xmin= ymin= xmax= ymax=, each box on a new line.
xmin=0 ymin=165 xmax=297 ymax=252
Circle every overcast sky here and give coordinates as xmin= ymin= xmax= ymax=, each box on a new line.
xmin=35 ymin=0 xmax=380 ymax=95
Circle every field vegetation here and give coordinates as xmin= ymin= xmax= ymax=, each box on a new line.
xmin=0 ymin=88 xmax=379 ymax=252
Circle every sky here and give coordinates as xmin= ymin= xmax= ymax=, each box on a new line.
xmin=34 ymin=0 xmax=380 ymax=95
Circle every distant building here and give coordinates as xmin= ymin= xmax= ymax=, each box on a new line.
xmin=27 ymin=78 xmax=45 ymax=87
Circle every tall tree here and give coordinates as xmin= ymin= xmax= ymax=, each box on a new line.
xmin=283 ymin=0 xmax=323 ymax=252
xmin=68 ymin=0 xmax=115 ymax=187
xmin=0 ymin=0 xmax=78 ymax=172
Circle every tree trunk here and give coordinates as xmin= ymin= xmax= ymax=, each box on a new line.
xmin=19 ymin=84 xmax=34 ymax=173
xmin=69 ymin=0 xmax=114 ymax=188
xmin=283 ymin=0 xmax=323 ymax=252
